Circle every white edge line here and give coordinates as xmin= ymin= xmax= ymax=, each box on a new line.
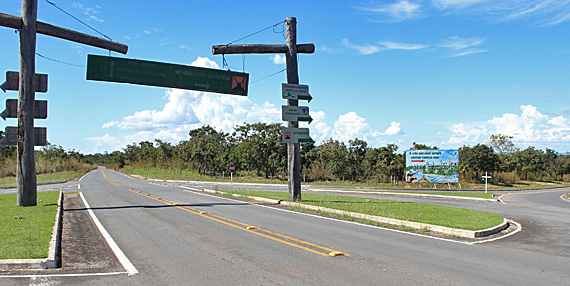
xmin=0 ymin=272 xmax=127 ymax=279
xmin=560 ymin=193 xmax=570 ymax=202
xmin=177 ymin=186 xmax=476 ymax=245
xmin=79 ymin=192 xmax=139 ymax=276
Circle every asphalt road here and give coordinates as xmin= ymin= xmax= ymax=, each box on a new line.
xmin=1 ymin=167 xmax=569 ymax=285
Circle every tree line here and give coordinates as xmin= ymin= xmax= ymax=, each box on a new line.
xmin=1 ymin=124 xmax=570 ymax=184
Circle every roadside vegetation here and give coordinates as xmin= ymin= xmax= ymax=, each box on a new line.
xmin=0 ymin=144 xmax=102 ymax=188
xmin=0 ymin=191 xmax=60 ymax=259
xmin=102 ymin=125 xmax=570 ymax=191
xmin=2 ymin=125 xmax=570 ymax=191
xmin=215 ymin=190 xmax=504 ymax=231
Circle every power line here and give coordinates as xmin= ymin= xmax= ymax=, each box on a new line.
xmin=36 ymin=53 xmax=86 ymax=67
xmin=227 ymin=20 xmax=286 ymax=45
xmin=251 ymin=68 xmax=286 ymax=84
xmin=44 ymin=0 xmax=112 ymax=41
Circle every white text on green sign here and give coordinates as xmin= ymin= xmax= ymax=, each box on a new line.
xmin=282 ymin=83 xmax=312 ymax=102
xmin=87 ymin=55 xmax=249 ymax=96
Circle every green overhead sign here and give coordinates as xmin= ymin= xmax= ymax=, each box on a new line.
xmin=86 ymin=55 xmax=249 ymax=96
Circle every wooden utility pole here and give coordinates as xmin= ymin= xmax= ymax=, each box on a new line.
xmin=0 ymin=1 xmax=128 ymax=206
xmin=212 ymin=17 xmax=314 ymax=201
xmin=17 ymin=0 xmax=39 ymax=206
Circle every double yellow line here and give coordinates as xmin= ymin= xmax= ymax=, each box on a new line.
xmin=101 ymin=170 xmax=349 ymax=257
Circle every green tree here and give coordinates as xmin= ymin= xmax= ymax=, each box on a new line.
xmin=347 ymin=138 xmax=368 ymax=181
xmin=487 ymin=134 xmax=517 ymax=155
xmin=459 ymin=144 xmax=499 ymax=180
xmin=188 ymin=126 xmax=228 ymax=175
xmin=234 ymin=122 xmax=283 ymax=178
xmin=410 ymin=142 xmax=438 ymax=150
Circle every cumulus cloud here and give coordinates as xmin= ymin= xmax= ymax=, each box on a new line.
xmin=446 ymin=105 xmax=570 ymax=149
xmin=384 ymin=121 xmax=403 ymax=135
xmin=270 ymin=55 xmax=286 ymax=64
xmin=96 ymin=57 xmax=281 ymax=152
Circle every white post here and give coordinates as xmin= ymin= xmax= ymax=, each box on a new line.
xmin=482 ymin=172 xmax=492 ymax=194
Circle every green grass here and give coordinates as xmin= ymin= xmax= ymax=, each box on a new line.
xmin=0 ymin=191 xmax=60 ymax=259
xmin=355 ymin=190 xmax=495 ymax=199
xmin=220 ymin=190 xmax=504 ymax=231
xmin=0 ymin=170 xmax=87 ymax=188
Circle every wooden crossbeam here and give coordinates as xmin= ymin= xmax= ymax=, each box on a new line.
xmin=0 ymin=12 xmax=128 ymax=54
xmin=212 ymin=44 xmax=314 ymax=55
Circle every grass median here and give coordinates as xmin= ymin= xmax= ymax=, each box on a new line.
xmin=355 ymin=190 xmax=495 ymax=199
xmin=219 ymin=190 xmax=504 ymax=231
xmin=0 ymin=191 xmax=60 ymax=259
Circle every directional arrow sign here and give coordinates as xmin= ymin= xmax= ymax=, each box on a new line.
xmin=282 ymin=106 xmax=313 ymax=123
xmin=282 ymin=83 xmax=312 ymax=102
xmin=0 ymin=127 xmax=46 ymax=146
xmin=87 ymin=55 xmax=249 ymax=96
xmin=282 ymin=128 xmax=313 ymax=143
xmin=1 ymin=71 xmax=48 ymax=93
xmin=1 ymin=99 xmax=47 ymax=120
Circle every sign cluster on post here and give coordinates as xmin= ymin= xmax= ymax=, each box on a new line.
xmin=0 ymin=71 xmax=48 ymax=146
xmin=281 ymin=83 xmax=313 ymax=143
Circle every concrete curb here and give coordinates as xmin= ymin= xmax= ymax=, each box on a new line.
xmin=308 ymin=188 xmax=500 ymax=203
xmin=146 ymin=178 xmax=289 ymax=188
xmin=0 ymin=191 xmax=63 ymax=270
xmin=203 ymin=189 xmax=508 ymax=239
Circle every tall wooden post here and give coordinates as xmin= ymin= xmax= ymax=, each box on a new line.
xmin=17 ymin=0 xmax=38 ymax=206
xmin=0 ymin=2 xmax=128 ymax=206
xmin=211 ymin=17 xmax=313 ymax=201
xmin=285 ymin=17 xmax=301 ymax=201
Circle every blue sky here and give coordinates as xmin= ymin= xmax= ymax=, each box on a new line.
xmin=1 ymin=0 xmax=570 ymax=154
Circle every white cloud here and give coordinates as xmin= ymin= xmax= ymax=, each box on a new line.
xmin=342 ymin=38 xmax=382 ymax=55
xmin=433 ymin=0 xmax=488 ymax=10
xmin=384 ymin=121 xmax=403 ymax=135
xmin=330 ymin=112 xmax=386 ymax=145
xmin=439 ymin=36 xmax=487 ymax=57
xmin=357 ymin=0 xmax=423 ymax=22
xmin=446 ymin=105 xmax=570 ymax=149
xmin=343 ymin=38 xmax=427 ymax=55
xmin=100 ymin=57 xmax=282 ymax=151
xmin=270 ymin=55 xmax=286 ymax=64
xmin=447 ymin=123 xmax=488 ymax=145
xmin=377 ymin=40 xmax=428 ymax=50
xmin=433 ymin=0 xmax=570 ymax=27
xmin=489 ymin=105 xmax=570 ymax=143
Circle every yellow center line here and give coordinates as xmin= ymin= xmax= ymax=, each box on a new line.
xmin=99 ymin=171 xmax=349 ymax=257
xmin=125 ymin=188 xmax=350 ymax=257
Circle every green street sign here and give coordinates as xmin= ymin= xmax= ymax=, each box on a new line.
xmin=87 ymin=55 xmax=249 ymax=96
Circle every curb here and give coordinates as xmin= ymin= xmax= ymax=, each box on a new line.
xmin=0 ymin=191 xmax=63 ymax=270
xmin=204 ymin=189 xmax=508 ymax=239
xmin=308 ymin=189 xmax=499 ymax=203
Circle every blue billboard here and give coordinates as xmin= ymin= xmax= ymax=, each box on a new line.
xmin=405 ymin=149 xmax=459 ymax=183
